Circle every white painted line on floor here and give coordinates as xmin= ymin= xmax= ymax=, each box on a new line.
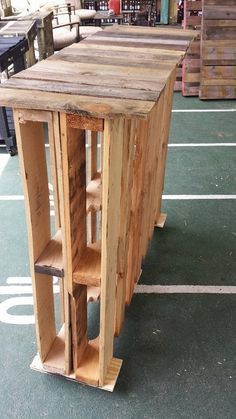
xmin=7 ymin=277 xmax=31 ymax=285
xmin=135 ymin=285 xmax=236 ymax=294
xmin=6 ymin=277 xmax=58 ymax=285
xmin=172 ymin=109 xmax=236 ymax=113
xmin=163 ymin=195 xmax=236 ymax=200
xmin=0 ymin=154 xmax=10 ymax=176
xmin=0 ymin=285 xmax=59 ymax=295
xmin=0 ymin=195 xmax=24 ymax=200
xmin=168 ymin=143 xmax=236 ymax=147
xmin=1 ymin=194 xmax=236 ymax=201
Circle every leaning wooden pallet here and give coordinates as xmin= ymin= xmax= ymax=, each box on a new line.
xmin=200 ymin=0 xmax=236 ymax=99
xmin=183 ymin=0 xmax=202 ymax=29
xmin=0 ymin=25 xmax=196 ymax=391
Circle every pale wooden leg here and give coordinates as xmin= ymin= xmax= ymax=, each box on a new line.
xmin=99 ymin=118 xmax=125 ymax=386
xmin=13 ymin=110 xmax=56 ymax=361
xmin=115 ymin=119 xmax=136 ymax=336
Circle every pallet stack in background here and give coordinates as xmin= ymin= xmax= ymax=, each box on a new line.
xmin=181 ymin=0 xmax=202 ymax=96
xmin=200 ymin=0 xmax=236 ymax=99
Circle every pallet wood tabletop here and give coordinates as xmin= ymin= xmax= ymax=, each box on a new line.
xmin=0 ymin=26 xmax=197 ymax=118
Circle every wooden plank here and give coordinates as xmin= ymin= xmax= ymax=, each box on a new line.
xmin=53 ymin=111 xmax=71 ymax=375
xmin=71 ymin=284 xmax=88 ymax=370
xmin=0 ymin=88 xmax=155 ymax=119
xmin=35 ymin=229 xmax=63 ymax=277
xmin=115 ymin=118 xmax=136 ymax=336
xmin=99 ymin=118 xmax=125 ymax=386
xmin=13 ymin=110 xmax=56 ymax=362
xmin=60 ymin=114 xmax=87 ymax=295
xmin=73 ymin=243 xmax=101 ymax=287
xmin=67 ymin=114 xmax=104 ymax=132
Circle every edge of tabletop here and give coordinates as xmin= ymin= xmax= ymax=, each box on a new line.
xmin=0 ymin=86 xmax=156 ymax=120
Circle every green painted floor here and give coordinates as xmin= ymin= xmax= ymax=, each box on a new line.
xmin=0 ymin=93 xmax=236 ymax=418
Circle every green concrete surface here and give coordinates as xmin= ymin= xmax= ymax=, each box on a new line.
xmin=0 ymin=94 xmax=235 ymax=418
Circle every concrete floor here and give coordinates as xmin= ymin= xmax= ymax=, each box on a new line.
xmin=0 ymin=93 xmax=235 ymax=418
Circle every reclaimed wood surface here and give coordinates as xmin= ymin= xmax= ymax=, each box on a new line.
xmin=0 ymin=25 xmax=197 ymax=118
xmin=200 ymin=0 xmax=236 ymax=99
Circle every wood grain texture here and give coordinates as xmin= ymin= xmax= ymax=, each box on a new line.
xmin=0 ymin=26 xmax=196 ymax=118
xmin=200 ymin=0 xmax=236 ymax=99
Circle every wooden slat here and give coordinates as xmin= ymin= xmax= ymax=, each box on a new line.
xmin=99 ymin=118 xmax=125 ymax=386
xmin=73 ymin=243 xmax=101 ymax=287
xmin=13 ymin=110 xmax=56 ymax=362
xmin=35 ymin=229 xmax=63 ymax=277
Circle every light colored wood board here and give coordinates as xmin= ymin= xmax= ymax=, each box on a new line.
xmin=48 ymin=116 xmax=61 ymax=229
xmin=53 ymin=111 xmax=72 ymax=375
xmin=199 ymin=85 xmax=236 ymax=99
xmin=5 ymin=76 xmax=160 ymax=103
xmin=155 ymin=69 xmax=176 ymax=224
xmin=115 ymin=119 xmax=136 ymax=336
xmin=184 ymin=73 xmax=201 ymax=83
xmin=43 ymin=325 xmax=65 ymax=374
xmin=201 ymin=78 xmax=236 ymax=86
xmin=126 ymin=118 xmax=149 ymax=304
xmin=13 ymin=59 xmax=175 ymax=82
xmin=11 ymin=70 xmax=163 ymax=95
xmin=13 ymin=110 xmax=56 ymax=362
xmin=58 ymin=45 xmax=187 ymax=64
xmin=35 ymin=229 xmax=63 ymax=277
xmin=55 ymin=48 xmax=185 ymax=66
xmin=155 ymin=213 xmax=167 ymax=228
xmin=75 ymin=338 xmax=99 ymax=386
xmin=86 ymin=172 xmax=101 ymax=213
xmin=31 ymin=350 xmax=122 ymax=391
xmin=99 ymin=118 xmax=125 ymax=386
xmin=73 ymin=243 xmax=101 ymax=287
xmin=0 ymin=88 xmax=155 ymax=119
xmin=71 ymin=285 xmax=88 ymax=370
xmin=17 ymin=109 xmax=53 ymax=123
xmin=60 ymin=116 xmax=87 ymax=295
xmin=74 ymin=41 xmax=189 ymax=57
xmin=67 ymin=114 xmax=104 ymax=132
xmin=201 ymin=65 xmax=236 ymax=79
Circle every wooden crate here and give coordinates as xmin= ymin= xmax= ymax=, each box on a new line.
xmin=0 ymin=25 xmax=196 ymax=391
xmin=183 ymin=0 xmax=202 ymax=29
xmin=200 ymin=0 xmax=236 ymax=99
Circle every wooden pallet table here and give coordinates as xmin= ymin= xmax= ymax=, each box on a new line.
xmin=0 ymin=25 xmax=196 ymax=391
xmin=200 ymin=0 xmax=236 ymax=99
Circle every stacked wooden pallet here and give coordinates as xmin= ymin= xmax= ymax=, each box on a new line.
xmin=182 ymin=35 xmax=201 ymax=96
xmin=200 ymin=0 xmax=236 ymax=99
xmin=181 ymin=1 xmax=202 ymax=96
xmin=183 ymin=0 xmax=202 ymax=29
xmin=0 ymin=26 xmax=196 ymax=391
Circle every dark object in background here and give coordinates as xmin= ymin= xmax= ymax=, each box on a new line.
xmin=177 ymin=0 xmax=184 ymax=23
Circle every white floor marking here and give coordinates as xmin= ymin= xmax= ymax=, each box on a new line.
xmin=7 ymin=277 xmax=31 ymax=285
xmin=0 ymin=285 xmax=59 ymax=295
xmin=135 ymin=285 xmax=236 ymax=294
xmin=163 ymin=195 xmax=236 ymax=200
xmin=172 ymin=109 xmax=236 ymax=113
xmin=168 ymin=143 xmax=236 ymax=147
xmin=0 ymin=154 xmax=10 ymax=176
xmin=0 ymin=297 xmax=35 ymax=324
xmin=0 ymin=195 xmax=24 ymax=200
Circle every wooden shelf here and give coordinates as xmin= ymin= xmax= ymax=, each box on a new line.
xmin=73 ymin=242 xmax=101 ymax=287
xmin=75 ymin=337 xmax=99 ymax=386
xmin=35 ymin=229 xmax=63 ymax=277
xmin=86 ymin=172 xmax=101 ymax=213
